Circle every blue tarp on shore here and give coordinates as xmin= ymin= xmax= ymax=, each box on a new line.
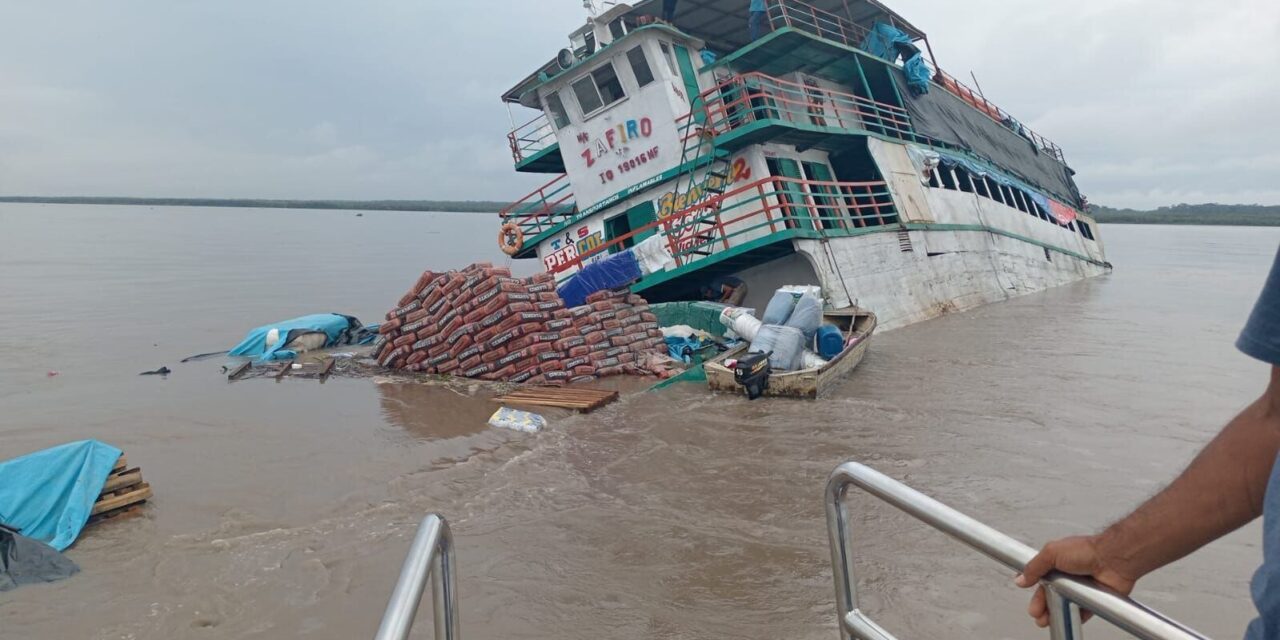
xmin=229 ymin=313 xmax=375 ymax=361
xmin=0 ymin=440 xmax=122 ymax=551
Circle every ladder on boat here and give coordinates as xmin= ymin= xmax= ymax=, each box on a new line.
xmin=671 ymin=106 xmax=733 ymax=258
xmin=376 ymin=463 xmax=1212 ymax=640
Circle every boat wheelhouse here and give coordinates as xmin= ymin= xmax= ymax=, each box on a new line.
xmin=500 ymin=0 xmax=1108 ymax=330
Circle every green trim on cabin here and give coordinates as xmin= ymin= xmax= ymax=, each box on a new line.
xmin=513 ymin=142 xmax=565 ymax=174
xmin=632 ymin=222 xmax=1106 ymax=295
xmin=673 ymin=44 xmax=705 ymax=123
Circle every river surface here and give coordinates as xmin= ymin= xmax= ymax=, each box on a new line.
xmin=0 ymin=203 xmax=1276 ymax=639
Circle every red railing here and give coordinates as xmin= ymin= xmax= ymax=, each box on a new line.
xmin=499 ymin=173 xmax=577 ymax=237
xmin=546 ymin=174 xmax=896 ymax=275
xmin=507 ymin=113 xmax=557 ymax=165
xmin=933 ymin=70 xmax=1065 ymax=162
xmin=677 ymin=71 xmax=921 ymax=149
xmin=763 ymin=0 xmax=1067 ymax=164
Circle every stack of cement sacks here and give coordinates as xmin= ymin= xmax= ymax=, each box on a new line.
xmin=372 ymin=263 xmax=671 ymax=384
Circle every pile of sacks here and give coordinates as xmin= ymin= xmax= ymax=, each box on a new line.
xmin=372 ymin=263 xmax=674 ymax=384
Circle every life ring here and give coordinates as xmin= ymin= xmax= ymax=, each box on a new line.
xmin=499 ymin=222 xmax=524 ymax=256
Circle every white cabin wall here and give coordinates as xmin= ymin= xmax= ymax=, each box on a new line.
xmin=537 ymin=32 xmax=703 ymax=214
xmin=866 ymin=138 xmax=933 ymax=223
xmin=795 ymin=229 xmax=1108 ymax=330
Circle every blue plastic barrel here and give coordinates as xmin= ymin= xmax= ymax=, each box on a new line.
xmin=816 ymin=324 xmax=844 ymax=360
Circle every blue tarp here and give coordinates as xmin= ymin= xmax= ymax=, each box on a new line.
xmin=0 ymin=440 xmax=123 ymax=551
xmin=861 ymin=22 xmax=913 ymax=61
xmin=937 ymin=151 xmax=1053 ymax=214
xmin=229 ymin=313 xmax=374 ymax=362
xmin=904 ymin=53 xmax=931 ymax=96
xmin=557 ymin=250 xmax=643 ymax=308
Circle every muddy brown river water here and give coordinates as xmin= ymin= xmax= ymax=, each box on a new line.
xmin=1 ymin=204 xmax=1277 ymax=639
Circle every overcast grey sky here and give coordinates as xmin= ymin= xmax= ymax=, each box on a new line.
xmin=1 ymin=0 xmax=1276 ymax=208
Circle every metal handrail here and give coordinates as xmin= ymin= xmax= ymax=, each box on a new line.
xmin=375 ymin=514 xmax=461 ymax=640
xmin=507 ymin=112 xmax=557 ymax=164
xmin=826 ymin=462 xmax=1212 ymax=640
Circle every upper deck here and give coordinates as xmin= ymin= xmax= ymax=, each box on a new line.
xmin=502 ymin=0 xmax=1066 ymax=175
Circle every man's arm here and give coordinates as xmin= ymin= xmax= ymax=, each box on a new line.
xmin=1016 ymin=366 xmax=1280 ymax=627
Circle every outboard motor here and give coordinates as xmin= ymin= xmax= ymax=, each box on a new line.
xmin=733 ymin=351 xmax=772 ymax=400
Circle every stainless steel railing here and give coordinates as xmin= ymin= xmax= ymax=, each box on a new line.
xmin=826 ymin=462 xmax=1212 ymax=640
xmin=374 ymin=514 xmax=461 ymax=640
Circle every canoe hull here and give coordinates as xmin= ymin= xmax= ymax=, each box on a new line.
xmin=705 ymin=309 xmax=877 ymax=399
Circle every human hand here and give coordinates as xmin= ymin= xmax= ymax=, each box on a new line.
xmin=1014 ymin=535 xmax=1139 ymax=628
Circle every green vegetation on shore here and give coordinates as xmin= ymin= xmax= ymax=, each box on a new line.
xmin=1089 ymin=203 xmax=1280 ymax=226
xmin=3 ymin=197 xmax=1278 ymax=226
xmin=0 ymin=196 xmax=511 ymax=213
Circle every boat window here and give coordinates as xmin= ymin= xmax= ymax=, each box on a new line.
xmin=658 ymin=42 xmax=680 ymax=78
xmin=571 ymin=62 xmax=626 ymax=116
xmin=986 ymin=179 xmax=1002 ymax=205
xmin=955 ymin=168 xmax=974 ymax=193
xmin=593 ymin=64 xmax=626 ymax=105
xmin=1078 ymin=220 xmax=1095 ymax=240
xmin=627 ymin=46 xmax=655 ymax=88
xmin=927 ymin=169 xmax=942 ymax=189
xmin=974 ymin=176 xmax=991 ymax=199
xmin=572 ymin=76 xmax=604 ymax=115
xmin=545 ymin=92 xmax=571 ymax=129
xmin=1014 ymin=189 xmax=1030 ymax=214
xmin=938 ymin=168 xmax=958 ymax=190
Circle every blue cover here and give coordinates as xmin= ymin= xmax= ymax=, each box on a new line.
xmin=0 ymin=440 xmax=123 ymax=551
xmin=557 ymin=250 xmax=643 ymax=308
xmin=904 ymin=53 xmax=931 ymax=96
xmin=229 ymin=313 xmax=370 ymax=361
xmin=861 ymin=22 xmax=912 ymax=60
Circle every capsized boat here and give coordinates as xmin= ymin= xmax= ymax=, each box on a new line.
xmin=705 ymin=306 xmax=876 ymax=399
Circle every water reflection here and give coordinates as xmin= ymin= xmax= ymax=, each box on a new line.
xmin=376 ymin=380 xmax=495 ymax=442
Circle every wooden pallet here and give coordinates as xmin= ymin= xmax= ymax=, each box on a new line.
xmin=88 ymin=455 xmax=152 ymax=524
xmin=492 ymin=387 xmax=619 ymax=413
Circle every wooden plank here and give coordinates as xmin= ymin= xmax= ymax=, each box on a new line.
xmin=274 ymin=361 xmax=294 ymax=380
xmin=492 ymin=387 xmax=618 ymax=413
xmin=91 ymin=483 xmax=152 ymax=516
xmin=111 ymin=455 xmax=128 ymax=473
xmin=101 ymin=469 xmax=143 ymax=494
xmin=227 ymin=361 xmax=252 ymax=381
xmin=319 ymin=357 xmax=336 ymax=382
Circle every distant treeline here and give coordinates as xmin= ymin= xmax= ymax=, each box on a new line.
xmin=4 ymin=196 xmax=1278 ymax=226
xmin=0 ymin=196 xmax=511 ymax=213
xmin=1089 ymin=203 xmax=1280 ymax=226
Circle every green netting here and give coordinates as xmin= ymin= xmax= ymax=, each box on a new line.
xmin=649 ymin=301 xmax=730 ymax=335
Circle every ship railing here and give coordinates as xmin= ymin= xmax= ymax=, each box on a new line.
xmin=761 ymin=0 xmax=1067 ymax=165
xmin=675 ymin=71 xmax=923 ymax=157
xmin=826 ymin=462 xmax=1211 ymax=640
xmin=765 ymin=0 xmax=875 ymax=49
xmin=499 ymin=173 xmax=577 ymax=238
xmin=375 ymin=514 xmax=460 ymax=640
xmin=507 ymin=113 xmax=557 ymax=165
xmin=545 ymin=174 xmax=895 ymax=276
xmin=932 ymin=69 xmax=1066 ymax=163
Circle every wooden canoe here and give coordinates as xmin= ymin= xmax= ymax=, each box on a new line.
xmin=705 ymin=307 xmax=877 ymax=399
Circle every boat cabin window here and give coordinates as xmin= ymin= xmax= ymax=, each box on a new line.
xmin=627 ymin=46 xmax=655 ymax=88
xmin=1078 ymin=220 xmax=1096 ymax=240
xmin=572 ymin=62 xmax=627 ymax=117
xmin=545 ymin=92 xmax=571 ymax=129
xmin=658 ymin=42 xmax=680 ymax=78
